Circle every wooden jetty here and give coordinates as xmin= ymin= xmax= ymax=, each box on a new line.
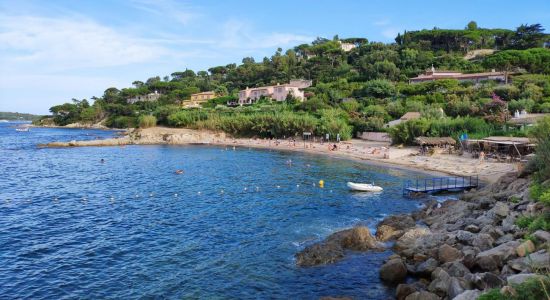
xmin=403 ymin=175 xmax=479 ymax=195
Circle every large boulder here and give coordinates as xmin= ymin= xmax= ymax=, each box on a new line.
xmin=376 ymin=214 xmax=416 ymax=241
xmin=508 ymin=250 xmax=550 ymax=272
xmin=380 ymin=257 xmax=408 ymax=283
xmin=295 ymin=226 xmax=382 ymax=266
xmin=404 ymin=291 xmax=439 ymax=300
xmin=438 ymin=244 xmax=462 ymax=263
xmin=475 ymin=255 xmax=501 ymax=271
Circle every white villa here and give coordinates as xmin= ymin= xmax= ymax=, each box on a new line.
xmin=127 ymin=91 xmax=161 ymax=104
xmin=238 ymin=80 xmax=312 ymax=105
xmin=339 ymin=41 xmax=357 ymax=52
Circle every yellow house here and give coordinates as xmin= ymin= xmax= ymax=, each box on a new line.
xmin=191 ymin=91 xmax=216 ymax=102
xmin=183 ymin=91 xmax=217 ymax=108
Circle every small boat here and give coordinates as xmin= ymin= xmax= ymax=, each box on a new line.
xmin=347 ymin=182 xmax=383 ymax=192
xmin=15 ymin=127 xmax=29 ymax=132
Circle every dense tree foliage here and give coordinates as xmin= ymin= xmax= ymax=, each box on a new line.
xmin=42 ymin=23 xmax=550 ymax=142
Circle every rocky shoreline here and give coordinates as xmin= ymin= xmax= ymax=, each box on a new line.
xmin=298 ymin=172 xmax=549 ymax=300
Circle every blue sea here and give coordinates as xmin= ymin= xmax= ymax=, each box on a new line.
xmin=0 ymin=122 xmax=431 ymax=299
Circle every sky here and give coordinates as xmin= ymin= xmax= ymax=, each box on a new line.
xmin=1 ymin=0 xmax=549 ymax=114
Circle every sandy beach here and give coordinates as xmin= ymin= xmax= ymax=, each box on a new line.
xmin=41 ymin=126 xmax=519 ymax=183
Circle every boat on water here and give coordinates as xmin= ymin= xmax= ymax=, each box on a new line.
xmin=347 ymin=182 xmax=383 ymax=192
xmin=15 ymin=127 xmax=30 ymax=132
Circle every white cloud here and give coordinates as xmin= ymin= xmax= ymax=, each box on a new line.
xmin=219 ymin=20 xmax=313 ymax=49
xmin=129 ymin=0 xmax=199 ymax=25
xmin=0 ymin=15 xmax=168 ymax=72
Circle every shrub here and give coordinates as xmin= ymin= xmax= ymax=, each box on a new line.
xmin=479 ymin=276 xmax=550 ymax=300
xmin=138 ymin=115 xmax=157 ymax=128
xmin=106 ymin=116 xmax=136 ymax=128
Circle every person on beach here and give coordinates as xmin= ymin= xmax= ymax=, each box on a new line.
xmin=479 ymin=151 xmax=485 ymax=164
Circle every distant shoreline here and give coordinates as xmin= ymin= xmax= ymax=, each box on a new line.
xmin=39 ymin=126 xmax=518 ymax=183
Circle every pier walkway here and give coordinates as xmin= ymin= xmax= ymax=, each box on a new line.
xmin=403 ymin=175 xmax=479 ymax=195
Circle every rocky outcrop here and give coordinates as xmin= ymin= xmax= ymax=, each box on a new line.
xmin=295 ymin=226 xmax=383 ymax=266
xmin=295 ymin=172 xmax=547 ymax=299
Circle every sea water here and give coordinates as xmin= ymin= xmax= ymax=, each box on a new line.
xmin=0 ymin=122 xmax=430 ymax=299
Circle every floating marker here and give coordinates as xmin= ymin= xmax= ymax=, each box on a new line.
xmin=149 ymin=193 xmax=154 ymax=197
xmin=174 ymin=193 xmax=178 ymax=197
xmin=296 ymin=184 xmax=300 ymax=188
xmin=319 ymin=180 xmax=324 ymax=188
xmin=255 ymin=186 xmax=260 ymax=192
xmin=244 ymin=187 xmax=248 ymax=191
xmin=220 ymin=189 xmax=224 ymax=194
xmin=277 ymin=185 xmax=281 ymax=189
xmin=197 ymin=191 xmax=202 ymax=195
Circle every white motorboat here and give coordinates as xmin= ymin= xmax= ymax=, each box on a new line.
xmin=347 ymin=182 xmax=383 ymax=192
xmin=15 ymin=127 xmax=29 ymax=132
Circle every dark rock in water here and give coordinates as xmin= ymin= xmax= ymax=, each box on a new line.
xmin=376 ymin=214 xmax=416 ymax=241
xmin=404 ymin=291 xmax=439 ymax=300
xmin=438 ymin=244 xmax=462 ymax=263
xmin=295 ymin=226 xmax=383 ymax=266
xmin=414 ymin=258 xmax=439 ymax=277
xmin=396 ymin=283 xmax=419 ymax=300
xmin=380 ymin=257 xmax=408 ymax=283
xmin=472 ymin=233 xmax=494 ymax=251
xmin=295 ymin=242 xmax=344 ymax=267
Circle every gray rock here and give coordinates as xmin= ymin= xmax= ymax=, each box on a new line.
xmin=415 ymin=258 xmax=439 ymax=277
xmin=472 ymin=233 xmax=495 ymax=251
xmin=476 ymin=240 xmax=520 ymax=262
xmin=438 ymin=244 xmax=462 ymax=263
xmin=461 ymin=248 xmax=478 ymax=269
xmin=480 ymin=226 xmax=504 ymax=240
xmin=456 ymin=230 xmax=475 ymax=244
xmin=429 ymin=268 xmax=451 ymax=296
xmin=495 ymin=234 xmax=514 ymax=245
xmin=475 ymin=215 xmax=495 ymax=227
xmin=492 ymin=202 xmax=510 ymax=217
xmin=507 ymin=273 xmax=544 ymax=285
xmin=396 ymin=283 xmax=418 ymax=300
xmin=452 ymin=289 xmax=481 ymax=300
xmin=380 ymin=258 xmax=408 ymax=283
xmin=475 ymin=255 xmax=500 ymax=271
xmin=533 ymin=230 xmax=550 ymax=243
xmin=443 ymin=261 xmax=471 ymax=277
xmin=448 ymin=277 xmax=465 ymax=299
xmin=465 ymin=272 xmax=505 ymax=290
xmin=405 ymin=291 xmax=439 ymax=300
xmin=465 ymin=224 xmax=480 ymax=233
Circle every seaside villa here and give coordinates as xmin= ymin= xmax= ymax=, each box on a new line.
xmin=409 ymin=66 xmax=507 ymax=84
xmin=127 ymin=91 xmax=161 ymax=104
xmin=238 ymin=79 xmax=312 ymax=105
xmin=182 ymin=91 xmax=217 ymax=108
